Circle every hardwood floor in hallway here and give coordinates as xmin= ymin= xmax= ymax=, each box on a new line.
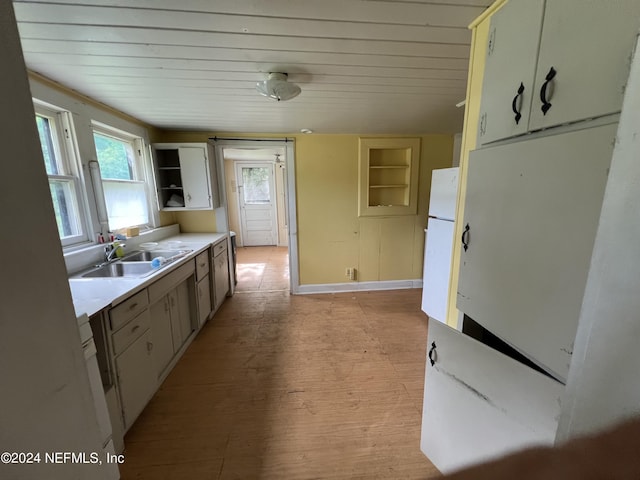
xmin=118 ymin=246 xmax=438 ymax=479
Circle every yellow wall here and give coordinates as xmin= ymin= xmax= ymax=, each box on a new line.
xmin=296 ymin=134 xmax=453 ymax=285
xmin=447 ymin=0 xmax=508 ymax=327
xmin=154 ymin=131 xmax=453 ymax=285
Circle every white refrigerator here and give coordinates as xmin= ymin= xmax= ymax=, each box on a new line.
xmin=421 ymin=167 xmax=459 ymax=323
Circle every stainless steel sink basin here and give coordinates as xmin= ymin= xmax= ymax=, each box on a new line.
xmin=81 ymin=261 xmax=156 ymax=278
xmin=122 ymin=250 xmax=190 ymax=262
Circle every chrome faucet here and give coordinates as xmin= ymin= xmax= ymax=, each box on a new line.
xmin=104 ymin=243 xmax=126 ymax=262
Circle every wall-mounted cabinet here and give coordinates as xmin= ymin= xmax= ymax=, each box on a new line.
xmin=153 ymin=143 xmax=220 ymax=211
xmin=358 ymin=137 xmax=420 ymax=217
xmin=478 ymin=0 xmax=640 ymax=146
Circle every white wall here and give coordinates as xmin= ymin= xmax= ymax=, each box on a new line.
xmin=0 ymin=2 xmax=108 ymax=478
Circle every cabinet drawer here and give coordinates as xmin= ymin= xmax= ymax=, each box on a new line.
xmin=112 ymin=309 xmax=151 ymax=356
xmin=148 ymin=260 xmax=195 ymax=304
xmin=109 ymin=290 xmax=149 ymax=332
xmin=195 ymin=250 xmax=210 ymax=281
xmin=421 ymin=320 xmax=562 ymax=474
xmin=212 ymin=239 xmax=227 ymax=257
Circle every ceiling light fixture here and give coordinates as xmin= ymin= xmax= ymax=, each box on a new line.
xmin=300 ymin=128 xmax=313 ymax=134
xmin=256 ymin=72 xmax=301 ymax=102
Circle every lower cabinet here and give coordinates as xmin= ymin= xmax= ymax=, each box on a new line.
xmin=148 ymin=263 xmax=196 ymax=378
xmin=114 ymin=312 xmax=157 ymax=431
xmin=213 ymin=241 xmax=230 ymax=311
xmin=197 ymin=274 xmax=212 ymax=327
xmin=149 ymin=297 xmax=175 ymax=377
xmin=421 ymin=320 xmax=563 ymax=474
xmin=174 ymin=280 xmax=193 ymax=346
xmin=100 ymin=241 xmax=230 ymax=435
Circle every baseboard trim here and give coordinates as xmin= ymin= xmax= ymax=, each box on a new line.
xmin=297 ymin=279 xmax=423 ymax=295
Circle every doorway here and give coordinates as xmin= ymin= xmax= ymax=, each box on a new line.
xmin=210 ymin=138 xmax=299 ymax=293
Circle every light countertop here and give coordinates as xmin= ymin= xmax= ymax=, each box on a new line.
xmin=68 ymin=233 xmax=227 ymax=317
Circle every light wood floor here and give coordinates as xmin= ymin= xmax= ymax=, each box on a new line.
xmin=119 ymin=246 xmax=439 ymax=479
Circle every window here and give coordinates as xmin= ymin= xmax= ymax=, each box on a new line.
xmin=92 ymin=124 xmax=151 ymax=231
xmin=35 ymin=105 xmax=88 ymax=246
xmin=241 ymin=166 xmax=271 ymax=204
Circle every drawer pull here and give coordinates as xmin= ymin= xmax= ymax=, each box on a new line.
xmin=461 ymin=223 xmax=470 ymax=252
xmin=428 ymin=342 xmax=437 ymax=367
xmin=540 ymin=66 xmax=556 ymax=115
xmin=200 ymin=262 xmax=206 ymax=267
xmin=511 ymin=82 xmax=525 ymax=125
xmin=131 ymin=325 xmax=140 ymax=334
xmin=147 ymin=341 xmax=154 ymax=353
xmin=128 ymin=302 xmax=138 ymax=311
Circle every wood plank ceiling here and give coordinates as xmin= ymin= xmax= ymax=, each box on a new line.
xmin=14 ymin=0 xmax=492 ymax=134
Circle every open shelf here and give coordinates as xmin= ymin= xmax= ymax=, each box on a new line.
xmin=358 ymin=138 xmax=420 ymax=216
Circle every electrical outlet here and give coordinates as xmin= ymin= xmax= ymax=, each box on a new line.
xmin=345 ymin=267 xmax=356 ymax=281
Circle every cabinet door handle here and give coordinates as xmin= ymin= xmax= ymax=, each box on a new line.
xmin=147 ymin=341 xmax=154 ymax=353
xmin=428 ymin=341 xmax=437 ymax=367
xmin=461 ymin=223 xmax=470 ymax=252
xmin=511 ymin=82 xmax=525 ymax=124
xmin=540 ymin=66 xmax=557 ymax=115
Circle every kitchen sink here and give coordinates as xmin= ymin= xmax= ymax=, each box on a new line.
xmin=81 ymin=261 xmax=156 ymax=278
xmin=121 ymin=249 xmax=191 ymax=262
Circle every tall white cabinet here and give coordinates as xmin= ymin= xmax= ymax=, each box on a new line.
xmin=458 ymin=123 xmax=615 ymax=380
xmin=422 ymin=0 xmax=640 ymax=473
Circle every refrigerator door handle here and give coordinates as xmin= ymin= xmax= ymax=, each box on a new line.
xmin=462 ymin=223 xmax=470 ymax=251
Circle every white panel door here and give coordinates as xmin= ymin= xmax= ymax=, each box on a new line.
xmin=528 ymin=0 xmax=640 ymax=131
xmin=458 ymin=123 xmax=616 ymax=381
xmin=237 ymin=162 xmax=278 ymax=246
xmin=421 ymin=321 xmax=562 ymax=474
xmin=422 ymin=218 xmax=455 ymax=323
xmin=179 ymin=146 xmax=211 ymax=209
xmin=478 ymin=0 xmax=545 ymax=145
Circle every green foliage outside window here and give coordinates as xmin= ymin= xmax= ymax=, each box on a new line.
xmin=94 ymin=132 xmax=135 ymax=180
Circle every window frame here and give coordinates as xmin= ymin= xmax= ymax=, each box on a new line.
xmin=34 ymin=103 xmax=91 ymax=247
xmin=91 ymin=121 xmax=156 ymax=232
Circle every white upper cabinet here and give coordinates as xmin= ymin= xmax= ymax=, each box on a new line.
xmin=528 ymin=0 xmax=640 ymax=131
xmin=458 ymin=122 xmax=616 ymax=380
xmin=179 ymin=146 xmax=211 ymax=209
xmin=479 ymin=0 xmax=640 ymax=146
xmin=478 ymin=0 xmax=545 ymax=145
xmin=153 ymin=143 xmax=220 ymax=211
